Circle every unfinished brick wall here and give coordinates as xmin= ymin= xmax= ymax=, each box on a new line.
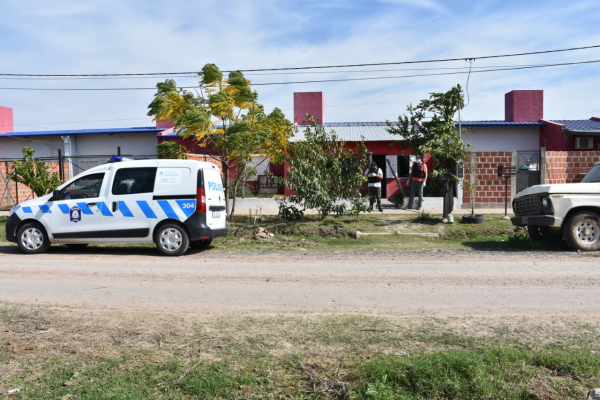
xmin=544 ymin=151 xmax=600 ymax=184
xmin=185 ymin=154 xmax=224 ymax=173
xmin=463 ymin=151 xmax=513 ymax=208
xmin=545 ymin=151 xmax=567 ymax=184
xmin=565 ymin=151 xmax=600 ymax=183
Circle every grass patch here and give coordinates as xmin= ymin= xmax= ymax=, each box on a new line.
xmin=2 ymin=304 xmax=600 ymax=399
xmin=356 ymin=348 xmax=599 ymax=399
xmin=0 ymin=216 xmax=7 ymax=242
xmin=0 ymin=213 xmax=572 ymax=253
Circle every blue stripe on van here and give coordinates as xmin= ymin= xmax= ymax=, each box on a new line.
xmin=22 ymin=207 xmax=32 ymax=214
xmin=97 ymin=202 xmax=113 ymax=217
xmin=58 ymin=204 xmax=70 ymax=214
xmin=118 ymin=201 xmax=134 ymax=217
xmin=158 ymin=200 xmax=179 ymax=220
xmin=136 ymin=200 xmax=157 ymax=219
xmin=39 ymin=205 xmax=52 ymax=213
xmin=76 ymin=202 xmax=94 ymax=215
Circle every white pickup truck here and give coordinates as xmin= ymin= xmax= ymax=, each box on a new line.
xmin=511 ymin=162 xmax=600 ymax=251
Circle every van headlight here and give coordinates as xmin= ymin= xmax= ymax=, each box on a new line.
xmin=9 ymin=206 xmax=17 ymax=217
xmin=540 ymin=197 xmax=549 ymax=208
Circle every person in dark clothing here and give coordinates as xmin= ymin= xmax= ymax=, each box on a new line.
xmin=364 ymin=161 xmax=384 ymax=212
xmin=403 ymin=157 xmax=428 ymax=210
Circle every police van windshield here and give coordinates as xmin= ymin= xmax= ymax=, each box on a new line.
xmin=581 ymin=164 xmax=600 ymax=183
xmin=62 ymin=173 xmax=105 ymax=199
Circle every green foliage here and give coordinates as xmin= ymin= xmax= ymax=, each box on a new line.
xmin=386 ymin=85 xmax=479 ymax=214
xmin=386 ymin=86 xmax=467 ymax=178
xmin=278 ymin=200 xmax=305 ymax=221
xmin=157 ymin=141 xmax=188 ymax=159
xmin=9 ymin=146 xmax=62 ymax=197
xmin=275 ymin=120 xmax=369 ymax=220
xmin=147 ymin=64 xmax=293 ymax=218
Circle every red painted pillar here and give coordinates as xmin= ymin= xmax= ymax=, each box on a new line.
xmin=0 ymin=106 xmax=14 ymax=134
xmin=294 ymin=92 xmax=324 ymax=125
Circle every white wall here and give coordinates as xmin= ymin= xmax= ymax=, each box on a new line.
xmin=73 ymin=133 xmax=157 ymax=158
xmin=0 ymin=133 xmax=158 ymax=160
xmin=0 ymin=136 xmax=63 ymax=159
xmin=460 ymin=126 xmax=539 ymax=151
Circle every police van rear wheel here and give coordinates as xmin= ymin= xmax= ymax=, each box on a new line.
xmin=17 ymin=222 xmax=50 ymax=254
xmin=155 ymin=223 xmax=189 ymax=256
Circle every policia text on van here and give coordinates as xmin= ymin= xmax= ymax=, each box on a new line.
xmin=5 ymin=159 xmax=228 ymax=256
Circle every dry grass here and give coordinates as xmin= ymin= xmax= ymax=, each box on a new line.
xmin=1 ymin=303 xmax=600 ymax=398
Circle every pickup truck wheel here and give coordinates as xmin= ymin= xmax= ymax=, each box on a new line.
xmin=155 ymin=223 xmax=189 ymax=256
xmin=564 ymin=211 xmax=600 ymax=251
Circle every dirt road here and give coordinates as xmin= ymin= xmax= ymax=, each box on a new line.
xmin=1 ymin=246 xmax=599 ymax=317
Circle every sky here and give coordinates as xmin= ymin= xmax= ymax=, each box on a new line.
xmin=0 ymin=0 xmax=599 ymax=132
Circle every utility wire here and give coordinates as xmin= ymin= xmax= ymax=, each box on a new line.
xmin=1 ymin=58 xmax=598 ymax=90
xmin=0 ymin=62 xmax=589 ymax=79
xmin=0 ymin=44 xmax=599 ymax=76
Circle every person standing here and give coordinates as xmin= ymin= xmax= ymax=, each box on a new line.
xmin=364 ymin=161 xmax=384 ymax=212
xmin=403 ymin=157 xmax=428 ymax=210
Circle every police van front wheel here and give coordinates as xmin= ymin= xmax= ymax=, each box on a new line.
xmin=17 ymin=222 xmax=50 ymax=254
xmin=155 ymin=223 xmax=189 ymax=256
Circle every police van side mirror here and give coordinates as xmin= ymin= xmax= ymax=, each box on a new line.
xmin=51 ymin=189 xmax=61 ymax=201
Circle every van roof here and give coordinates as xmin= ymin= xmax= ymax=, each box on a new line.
xmin=82 ymin=159 xmax=220 ymax=174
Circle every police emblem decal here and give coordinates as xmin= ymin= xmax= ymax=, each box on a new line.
xmin=70 ymin=206 xmax=82 ymax=223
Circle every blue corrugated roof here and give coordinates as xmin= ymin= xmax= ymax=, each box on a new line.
xmin=458 ymin=120 xmax=546 ymax=127
xmin=0 ymin=127 xmax=163 ymax=138
xmin=552 ymin=119 xmax=600 ymax=132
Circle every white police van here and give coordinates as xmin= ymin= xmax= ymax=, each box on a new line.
xmin=6 ymin=158 xmax=227 ymax=256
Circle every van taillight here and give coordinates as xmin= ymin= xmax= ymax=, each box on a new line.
xmin=197 ymin=187 xmax=206 ymax=213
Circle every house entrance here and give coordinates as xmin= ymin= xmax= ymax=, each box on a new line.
xmin=371 ymin=154 xmax=387 ymax=198
xmin=516 ymin=151 xmax=540 ymax=193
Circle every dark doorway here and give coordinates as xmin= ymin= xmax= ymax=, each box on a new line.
xmin=371 ymin=154 xmax=387 ymax=198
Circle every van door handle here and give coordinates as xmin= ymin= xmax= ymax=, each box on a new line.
xmin=112 ymin=202 xmax=118 ymax=212
xmin=87 ymin=202 xmax=98 ymax=207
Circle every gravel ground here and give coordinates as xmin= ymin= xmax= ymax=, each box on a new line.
xmin=1 ymin=247 xmax=599 ymax=318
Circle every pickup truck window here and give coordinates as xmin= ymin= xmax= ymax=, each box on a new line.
xmin=581 ymin=164 xmax=600 ymax=183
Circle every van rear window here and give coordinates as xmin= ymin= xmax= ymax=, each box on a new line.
xmin=197 ymin=169 xmax=204 ymax=189
xmin=112 ymin=167 xmax=157 ymax=195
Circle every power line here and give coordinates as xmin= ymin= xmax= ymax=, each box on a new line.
xmin=0 ymin=62 xmax=587 ymax=79
xmin=0 ymin=44 xmax=599 ymax=77
xmin=0 ymin=58 xmax=598 ymax=91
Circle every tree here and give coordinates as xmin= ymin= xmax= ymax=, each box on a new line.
xmin=9 ymin=146 xmax=63 ymax=198
xmin=157 ymin=141 xmax=188 ymax=159
xmin=275 ymin=119 xmax=369 ymax=220
xmin=147 ymin=64 xmax=293 ymax=218
xmin=386 ymin=85 xmax=479 ymax=215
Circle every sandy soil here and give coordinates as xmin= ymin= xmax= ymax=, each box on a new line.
xmin=1 ymin=246 xmax=599 ymax=317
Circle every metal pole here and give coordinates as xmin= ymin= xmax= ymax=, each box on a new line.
xmin=504 ymin=176 xmax=509 ymax=217
xmin=58 ymin=149 xmax=64 ymax=182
